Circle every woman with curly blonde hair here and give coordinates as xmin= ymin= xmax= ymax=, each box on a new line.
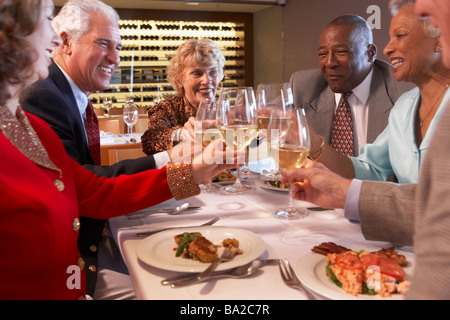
xmin=141 ymin=38 xmax=225 ymax=155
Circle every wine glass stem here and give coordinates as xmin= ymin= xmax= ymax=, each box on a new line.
xmin=287 ymin=184 xmax=294 ymax=213
xmin=234 ymin=166 xmax=242 ymax=186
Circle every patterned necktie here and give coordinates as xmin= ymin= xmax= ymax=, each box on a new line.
xmin=85 ymin=99 xmax=101 ymax=165
xmin=330 ymin=92 xmax=353 ymax=156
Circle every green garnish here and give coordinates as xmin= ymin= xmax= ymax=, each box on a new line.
xmin=268 ymin=180 xmax=289 ymax=188
xmin=175 ymin=232 xmax=201 ymax=257
xmin=326 ymin=264 xmax=342 ymax=288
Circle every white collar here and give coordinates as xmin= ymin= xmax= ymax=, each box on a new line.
xmin=335 ymin=68 xmax=373 ymax=105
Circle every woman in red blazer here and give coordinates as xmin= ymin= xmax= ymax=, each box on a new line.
xmin=0 ymin=0 xmax=235 ymax=299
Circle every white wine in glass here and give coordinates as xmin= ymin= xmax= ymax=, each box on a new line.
xmin=217 ymin=87 xmax=257 ymax=194
xmin=123 ymin=97 xmax=138 ymax=134
xmin=194 ymin=97 xmax=220 ymax=192
xmin=256 ymin=83 xmax=294 ymax=180
xmin=269 ymin=108 xmax=310 ymax=219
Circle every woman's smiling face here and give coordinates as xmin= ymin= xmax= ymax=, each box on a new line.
xmin=180 ymin=61 xmax=220 ymax=108
xmin=383 ymin=6 xmax=440 ymax=84
xmin=25 ymin=0 xmax=62 ymax=83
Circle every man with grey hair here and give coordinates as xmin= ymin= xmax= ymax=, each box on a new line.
xmin=290 ymin=14 xmax=413 ymax=157
xmin=21 ymin=0 xmax=170 ymax=299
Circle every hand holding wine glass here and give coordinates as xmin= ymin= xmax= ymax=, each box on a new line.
xmin=269 ymin=108 xmax=310 ymax=219
xmin=123 ymin=96 xmax=138 ymax=134
xmin=217 ymin=87 xmax=258 ymax=194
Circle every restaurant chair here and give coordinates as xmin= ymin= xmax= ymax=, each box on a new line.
xmin=101 ymin=143 xmax=146 ymax=165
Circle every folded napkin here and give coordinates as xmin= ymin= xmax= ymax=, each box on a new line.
xmin=108 ymin=196 xmax=205 ymax=248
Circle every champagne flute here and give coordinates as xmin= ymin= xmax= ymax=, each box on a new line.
xmin=194 ymin=97 xmax=220 ymax=193
xmin=217 ymin=87 xmax=258 ymax=194
xmin=123 ymin=96 xmax=138 ymax=134
xmin=256 ymin=83 xmax=294 ymax=180
xmin=269 ymin=108 xmax=310 ymax=219
xmin=103 ymin=96 xmax=112 ymax=117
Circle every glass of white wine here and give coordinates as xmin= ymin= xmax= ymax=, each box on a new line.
xmin=103 ymin=96 xmax=112 ymax=117
xmin=256 ymin=83 xmax=294 ymax=180
xmin=194 ymin=96 xmax=220 ymax=193
xmin=217 ymin=87 xmax=258 ymax=194
xmin=269 ymin=108 xmax=310 ymax=219
xmin=123 ymin=96 xmax=138 ymax=134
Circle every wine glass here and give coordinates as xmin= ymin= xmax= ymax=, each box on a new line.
xmin=194 ymin=96 xmax=220 ymax=193
xmin=256 ymin=83 xmax=294 ymax=180
xmin=123 ymin=96 xmax=138 ymax=134
xmin=216 ymin=87 xmax=258 ymax=194
xmin=103 ymin=96 xmax=112 ymax=117
xmin=269 ymin=108 xmax=310 ymax=219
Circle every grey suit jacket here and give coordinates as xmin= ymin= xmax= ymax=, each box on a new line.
xmin=289 ymin=59 xmax=414 ymax=154
xmin=358 ymin=181 xmax=416 ymax=246
xmin=407 ymin=99 xmax=450 ymax=299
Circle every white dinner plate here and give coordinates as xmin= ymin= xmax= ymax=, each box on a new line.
xmin=295 ymin=247 xmax=414 ymax=300
xmin=255 ymin=178 xmax=289 ymax=192
xmin=136 ymin=226 xmax=266 ymax=272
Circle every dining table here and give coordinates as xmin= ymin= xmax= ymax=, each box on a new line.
xmin=108 ymin=169 xmax=414 ymax=302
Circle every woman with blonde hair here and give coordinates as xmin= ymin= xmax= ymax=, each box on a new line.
xmin=141 ymin=38 xmax=225 ymax=155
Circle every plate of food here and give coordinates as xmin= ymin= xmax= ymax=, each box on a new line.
xmin=295 ymin=242 xmax=414 ymax=300
xmin=212 ymin=170 xmax=236 ymax=185
xmin=255 ymin=178 xmax=289 ymax=192
xmin=136 ymin=226 xmax=266 ymax=272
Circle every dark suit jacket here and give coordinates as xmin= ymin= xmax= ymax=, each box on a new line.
xmin=289 ymin=59 xmax=415 ymax=154
xmin=21 ymin=61 xmax=157 ymax=295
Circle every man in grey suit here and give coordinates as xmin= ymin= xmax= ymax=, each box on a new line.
xmin=290 ymin=14 xmax=413 ymax=156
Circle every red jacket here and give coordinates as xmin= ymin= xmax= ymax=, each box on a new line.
xmin=0 ymin=112 xmax=172 ymax=299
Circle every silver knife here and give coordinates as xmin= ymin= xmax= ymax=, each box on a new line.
xmin=161 ymin=259 xmax=279 ymax=287
xmin=135 ymin=216 xmax=219 ymax=237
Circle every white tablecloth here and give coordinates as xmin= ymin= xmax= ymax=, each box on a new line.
xmin=109 ymin=178 xmax=411 ymax=300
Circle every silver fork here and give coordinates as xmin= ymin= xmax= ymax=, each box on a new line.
xmin=135 ymin=216 xmax=219 ymax=237
xmin=278 ymin=258 xmax=316 ymax=300
xmin=196 ymin=249 xmax=237 ymax=281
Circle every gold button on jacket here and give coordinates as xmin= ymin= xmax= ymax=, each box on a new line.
xmin=72 ymin=218 xmax=80 ymax=232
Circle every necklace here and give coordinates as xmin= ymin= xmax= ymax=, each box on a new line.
xmin=419 ymin=83 xmax=449 ymax=127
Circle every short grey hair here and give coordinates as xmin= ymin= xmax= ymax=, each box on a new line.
xmin=389 ymin=0 xmax=440 ymax=38
xmin=327 ymin=14 xmax=374 ymax=45
xmin=52 ymin=0 xmax=120 ymax=54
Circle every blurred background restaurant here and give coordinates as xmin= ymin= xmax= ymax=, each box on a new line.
xmin=53 ymin=0 xmax=392 ymax=116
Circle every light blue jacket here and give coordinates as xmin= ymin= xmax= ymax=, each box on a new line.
xmin=351 ymin=87 xmax=450 ymax=184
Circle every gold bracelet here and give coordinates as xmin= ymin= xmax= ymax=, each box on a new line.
xmin=308 ymin=135 xmax=325 ymax=161
xmin=166 ymin=162 xmax=201 ymax=200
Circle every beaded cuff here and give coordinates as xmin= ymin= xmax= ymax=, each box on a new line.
xmin=166 ymin=162 xmax=201 ymax=200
